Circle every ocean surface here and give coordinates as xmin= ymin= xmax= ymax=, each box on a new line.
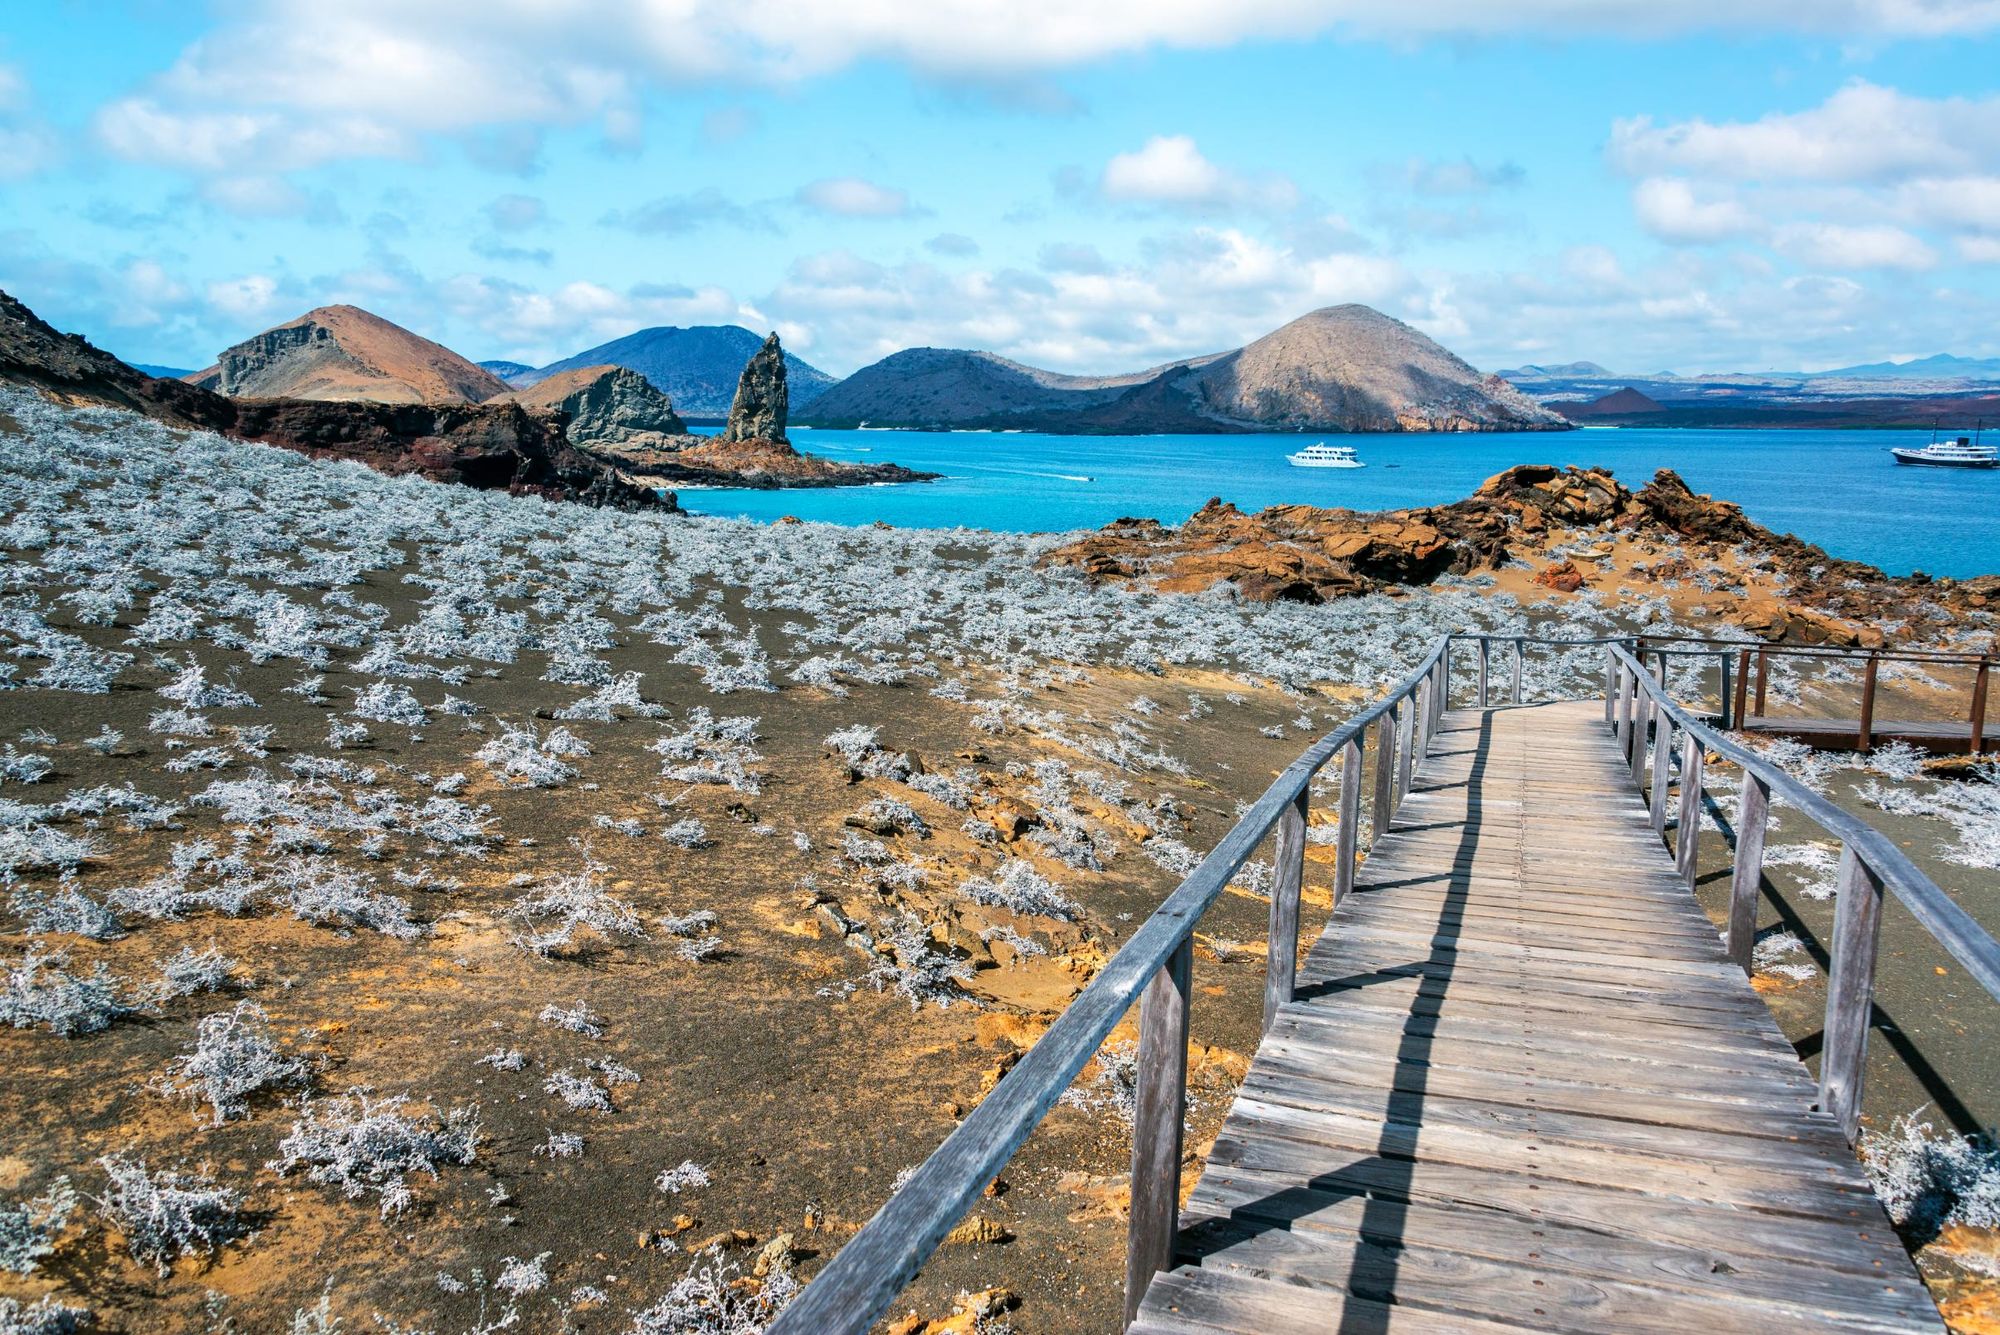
xmin=675 ymin=426 xmax=2000 ymax=579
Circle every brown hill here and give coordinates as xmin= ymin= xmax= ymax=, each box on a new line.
xmin=1551 ymin=386 xmax=1666 ymax=420
xmin=188 ymin=305 xmax=511 ymax=404
xmin=0 ymin=288 xmax=665 ymax=510
xmin=801 ymin=305 xmax=1567 ymax=434
xmin=1183 ymin=306 xmax=1567 ymax=432
xmin=492 ymin=364 xmax=690 ymax=447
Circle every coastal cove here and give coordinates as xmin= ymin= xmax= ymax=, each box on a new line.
xmin=678 ymin=425 xmax=2000 ymax=579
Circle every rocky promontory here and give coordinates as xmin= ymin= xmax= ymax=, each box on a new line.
xmin=590 ymin=331 xmax=939 ymax=491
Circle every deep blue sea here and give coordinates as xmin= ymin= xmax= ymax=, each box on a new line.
xmin=676 ymin=426 xmax=2000 ymax=579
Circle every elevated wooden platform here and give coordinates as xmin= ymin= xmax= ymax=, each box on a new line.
xmin=1741 ymin=714 xmax=1990 ymax=756
xmin=1132 ymin=701 xmax=1940 ymax=1333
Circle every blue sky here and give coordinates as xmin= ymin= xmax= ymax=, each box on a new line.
xmin=3 ymin=2 xmax=1999 ymax=378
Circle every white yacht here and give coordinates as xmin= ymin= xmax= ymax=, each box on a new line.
xmin=1287 ymin=442 xmax=1365 ymax=469
xmin=1891 ymin=430 xmax=1999 ymax=469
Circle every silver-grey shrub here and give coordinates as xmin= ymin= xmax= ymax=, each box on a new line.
xmin=93 ymin=1153 xmax=245 ymax=1275
xmin=268 ymin=1089 xmax=480 ymax=1220
xmin=155 ymin=1000 xmax=309 ymax=1124
xmin=0 ymin=1176 xmax=75 ymax=1274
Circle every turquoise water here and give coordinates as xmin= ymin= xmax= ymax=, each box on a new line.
xmin=676 ymin=427 xmax=2000 ymax=579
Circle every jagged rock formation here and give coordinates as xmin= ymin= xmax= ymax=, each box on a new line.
xmin=0 ymin=288 xmax=667 ymax=511
xmin=720 ymin=333 xmax=789 ymax=444
xmin=521 ymin=325 xmax=836 ymax=416
xmin=492 ymin=364 xmax=689 ymax=448
xmin=1046 ymin=462 xmax=1928 ymax=647
xmin=801 ymin=305 xmax=1569 ymax=434
xmin=187 ymin=305 xmax=511 ymax=404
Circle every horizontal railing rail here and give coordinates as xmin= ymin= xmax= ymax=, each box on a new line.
xmin=768 ymin=636 xmax=1451 ymax=1333
xmin=1606 ymin=641 xmax=2000 ymax=1141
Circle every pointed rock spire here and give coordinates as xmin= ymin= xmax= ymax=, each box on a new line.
xmin=720 ymin=332 xmax=789 ymax=444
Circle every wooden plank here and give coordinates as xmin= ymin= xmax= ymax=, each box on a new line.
xmin=1131 ymin=1267 xmax=1540 ymax=1334
xmin=1136 ymin=697 xmax=1938 ymax=1335
xmin=1179 ymin=1214 xmax=1939 ymax=1333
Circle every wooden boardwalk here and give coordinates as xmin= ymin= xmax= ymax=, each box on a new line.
xmin=1132 ymin=701 xmax=1942 ymax=1333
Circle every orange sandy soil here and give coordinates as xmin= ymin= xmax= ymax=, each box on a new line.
xmin=0 ymin=587 xmax=1365 ymax=1331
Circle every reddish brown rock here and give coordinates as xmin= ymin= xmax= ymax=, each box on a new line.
xmin=1533 ymin=560 xmax=1587 ymax=593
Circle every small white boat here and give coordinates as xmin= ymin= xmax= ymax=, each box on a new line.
xmin=1287 ymin=442 xmax=1365 ymax=469
xmin=1892 ymin=426 xmax=1999 ymax=469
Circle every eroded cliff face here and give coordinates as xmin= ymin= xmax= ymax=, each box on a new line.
xmin=0 ymin=289 xmax=670 ymax=511
xmin=1046 ymin=463 xmax=1948 ymax=650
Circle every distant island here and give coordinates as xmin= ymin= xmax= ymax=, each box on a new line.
xmin=799 ymin=304 xmax=1569 ymax=435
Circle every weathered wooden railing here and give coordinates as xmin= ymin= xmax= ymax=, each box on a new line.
xmin=1726 ymin=642 xmax=1995 ymax=752
xmin=766 ymin=637 xmax=1451 ymax=1334
xmin=771 ymin=630 xmax=2000 ymax=1332
xmin=1606 ymin=640 xmax=2000 ymax=1140
xmin=1449 ymin=631 xmax=1996 ymax=746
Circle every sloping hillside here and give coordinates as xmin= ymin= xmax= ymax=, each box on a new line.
xmin=798 ymin=306 xmax=1567 ymax=434
xmin=187 ymin=306 xmax=511 ymax=404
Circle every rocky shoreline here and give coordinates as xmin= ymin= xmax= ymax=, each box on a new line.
xmin=1047 ymin=463 xmax=1996 ymax=652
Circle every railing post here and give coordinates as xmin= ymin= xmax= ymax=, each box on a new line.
xmin=1603 ymin=646 xmax=1617 ymax=724
xmin=1263 ymin=791 xmax=1307 ymax=1033
xmin=1371 ymin=706 xmax=1398 ymax=844
xmin=1616 ymin=662 xmax=1633 ymax=752
xmin=1394 ymin=692 xmax=1416 ymax=812
xmin=1733 ymin=648 xmax=1752 ymax=728
xmin=1627 ymin=675 xmax=1648 ymax=785
xmin=1649 ymin=706 xmax=1673 ymax=836
xmin=1974 ymin=659 xmax=1991 ymax=755
xmin=1335 ymin=738 xmax=1361 ymax=904
xmin=1477 ymin=638 xmax=1490 ymax=708
xmin=1857 ymin=654 xmax=1879 ymax=753
xmin=1719 ymin=651 xmax=1735 ymax=729
xmin=1676 ymin=729 xmax=1704 ymax=891
xmin=1818 ymin=846 xmax=1886 ymax=1143
xmin=1754 ymin=649 xmax=1770 ymax=718
xmin=1511 ymin=637 xmax=1523 ymax=705
xmin=1125 ymin=935 xmax=1193 ymax=1324
xmin=1439 ymin=641 xmax=1451 ymax=710
xmin=1727 ymin=771 xmax=1770 ymax=974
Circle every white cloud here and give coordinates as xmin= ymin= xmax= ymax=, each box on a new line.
xmin=1775 ymin=222 xmax=1937 ymax=270
xmin=94 ymin=2 xmax=2000 ymax=179
xmin=205 ymin=274 xmax=282 ymax=322
xmin=1611 ymin=82 xmax=2000 ymax=183
xmin=1630 ymin=178 xmax=1765 ymax=243
xmin=1098 ymin=135 xmax=1300 ymax=212
xmin=794 ymin=177 xmax=918 ymax=218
